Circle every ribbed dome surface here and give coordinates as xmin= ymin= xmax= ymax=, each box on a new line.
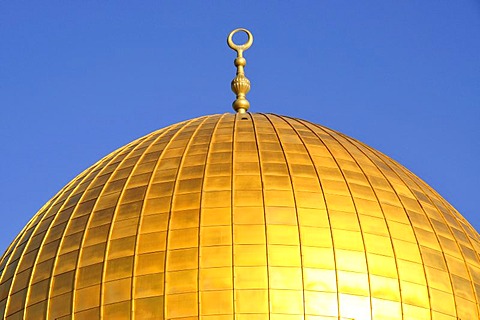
xmin=1 ymin=113 xmax=479 ymax=320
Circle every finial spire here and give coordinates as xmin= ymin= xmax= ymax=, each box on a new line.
xmin=227 ymin=28 xmax=253 ymax=113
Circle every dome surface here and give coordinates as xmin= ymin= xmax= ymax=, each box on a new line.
xmin=1 ymin=113 xmax=479 ymax=320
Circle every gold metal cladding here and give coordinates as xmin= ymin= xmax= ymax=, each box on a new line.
xmin=1 ymin=113 xmax=480 ymax=318
xmin=227 ymin=28 xmax=253 ymax=113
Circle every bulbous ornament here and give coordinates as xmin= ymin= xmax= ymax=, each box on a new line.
xmin=231 ymin=74 xmax=251 ymax=113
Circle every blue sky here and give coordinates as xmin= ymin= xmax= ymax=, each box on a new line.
xmin=1 ymin=1 xmax=479 ymax=253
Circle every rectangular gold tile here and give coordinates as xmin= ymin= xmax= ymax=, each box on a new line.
xmin=200 ymin=226 xmax=232 ymax=246
xmin=165 ymin=269 xmax=197 ymax=294
xmin=234 ymin=266 xmax=268 ymax=290
xmin=303 ymin=268 xmax=336 ymax=292
xmin=234 ymin=245 xmax=267 ymax=266
xmin=105 ymin=256 xmax=133 ymax=281
xmin=335 ymin=249 xmax=367 ymax=273
xmin=302 ymin=246 xmax=335 ymax=269
xmin=304 ymin=290 xmax=338 ymax=316
xmin=168 ymin=228 xmax=198 ymax=250
xmin=77 ymin=263 xmax=103 ymax=289
xmin=134 ymin=273 xmax=164 ymax=298
xmin=267 ymin=225 xmax=299 ymax=246
xmin=200 ymin=246 xmax=232 ymax=268
xmin=268 ymin=245 xmax=301 ymax=267
xmin=337 ymin=271 xmax=369 ymax=296
xmin=269 ymin=267 xmax=303 ymax=290
xmin=235 ymin=289 xmax=268 ymax=314
xmin=270 ymin=289 xmax=303 ymax=314
xmin=136 ymin=251 xmax=165 ymax=275
xmin=103 ymin=278 xmax=131 ymax=304
xmin=166 ymin=248 xmax=198 ymax=271
xmin=166 ymin=292 xmax=198 ymax=318
xmin=200 ymin=290 xmax=233 ymax=315
xmin=400 ymin=280 xmax=429 ymax=308
xmin=137 ymin=231 xmax=167 ymax=254
xmin=234 ymin=225 xmax=266 ymax=245
xmin=199 ymin=267 xmax=233 ymax=291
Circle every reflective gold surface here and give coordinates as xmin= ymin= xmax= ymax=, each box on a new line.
xmin=1 ymin=113 xmax=480 ymax=319
xmin=228 ymin=28 xmax=253 ymax=113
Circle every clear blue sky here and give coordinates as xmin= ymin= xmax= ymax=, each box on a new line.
xmin=1 ymin=1 xmax=479 ymax=253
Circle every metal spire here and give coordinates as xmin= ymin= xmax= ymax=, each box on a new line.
xmin=227 ymin=28 xmax=253 ymax=113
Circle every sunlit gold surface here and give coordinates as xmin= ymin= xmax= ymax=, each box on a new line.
xmin=228 ymin=28 xmax=253 ymax=113
xmin=1 ymin=113 xmax=480 ymax=319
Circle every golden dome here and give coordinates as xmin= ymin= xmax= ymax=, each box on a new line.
xmin=1 ymin=113 xmax=479 ymax=320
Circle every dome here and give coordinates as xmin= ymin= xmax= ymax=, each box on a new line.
xmin=0 ymin=112 xmax=479 ymax=320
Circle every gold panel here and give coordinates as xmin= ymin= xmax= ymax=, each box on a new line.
xmin=370 ymin=274 xmax=400 ymax=301
xmin=166 ymin=292 xmax=198 ymax=318
xmin=169 ymin=228 xmax=199 ymax=249
xmin=134 ymin=296 xmax=164 ymax=319
xmin=270 ymin=289 xmax=303 ymax=314
xmin=332 ymin=229 xmax=364 ymax=251
xmin=400 ymin=281 xmax=430 ymax=308
xmin=234 ymin=207 xmax=265 ymax=225
xmin=77 ymin=263 xmax=103 ymax=289
xmin=135 ymin=273 xmax=164 ymax=298
xmin=335 ymin=249 xmax=367 ymax=273
xmin=25 ymin=300 xmax=47 ymax=320
xmin=267 ymin=225 xmax=300 ymax=246
xmin=234 ymin=225 xmax=266 ymax=244
xmin=297 ymin=208 xmax=329 ymax=227
xmin=337 ymin=270 xmax=369 ymax=296
xmin=137 ymin=231 xmax=167 ymax=254
xmin=338 ymin=293 xmax=371 ymax=320
xmin=302 ymin=246 xmax=335 ymax=269
xmin=304 ymin=290 xmax=338 ymax=316
xmin=363 ymin=233 xmax=394 ymax=256
xmin=303 ymin=268 xmax=336 ymax=292
xmin=103 ymin=278 xmax=131 ymax=304
xmin=200 ymin=226 xmax=232 ymax=246
xmin=103 ymin=300 xmax=130 ymax=319
xmin=269 ymin=267 xmax=303 ymax=290
xmin=430 ymin=287 xmax=456 ymax=315
xmin=54 ymin=251 xmax=78 ymax=274
xmin=402 ymin=303 xmax=430 ymax=319
xmin=200 ymin=246 xmax=232 ymax=268
xmin=300 ymin=227 xmax=332 ymax=247
xmin=455 ymin=295 xmax=479 ymax=319
xmin=268 ymin=245 xmax=301 ymax=267
xmin=201 ymin=207 xmax=232 ymax=226
xmin=136 ymin=251 xmax=165 ymax=275
xmin=371 ymin=297 xmax=402 ymax=319
xmin=199 ymin=290 xmax=233 ymax=315
xmin=367 ymin=254 xmax=398 ymax=279
xmin=75 ymin=284 xmax=100 ymax=312
xmin=107 ymin=236 xmax=136 ymax=259
xmin=235 ymin=266 xmax=267 ymax=290
xmin=397 ymin=259 xmax=426 ymax=285
xmin=235 ymin=289 xmax=268 ymax=314
xmin=234 ymin=244 xmax=267 ymax=266
xmin=166 ymin=269 xmax=197 ymax=294
xmin=105 ymin=256 xmax=133 ymax=281
xmin=393 ymin=239 xmax=422 ymax=263
xmin=78 ymin=243 xmax=106 ymax=267
xmin=48 ymin=292 xmax=72 ymax=319
xmin=26 ymin=279 xmax=48 ymax=305
xmin=199 ymin=267 xmax=233 ymax=291
xmin=166 ymin=248 xmax=198 ymax=271
xmin=51 ymin=271 xmax=74 ymax=297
